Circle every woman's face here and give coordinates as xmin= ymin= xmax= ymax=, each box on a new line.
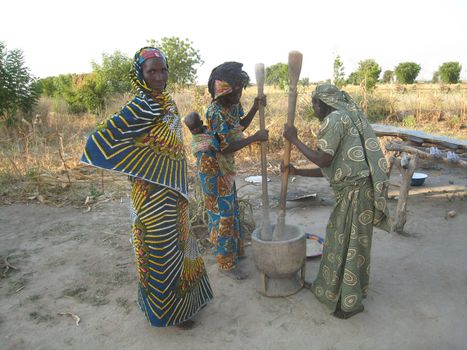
xmin=142 ymin=58 xmax=169 ymax=93
xmin=220 ymin=87 xmax=243 ymax=107
xmin=312 ymin=97 xmax=328 ymax=120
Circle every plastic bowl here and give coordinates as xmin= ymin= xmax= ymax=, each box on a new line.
xmin=411 ymin=172 xmax=428 ymax=186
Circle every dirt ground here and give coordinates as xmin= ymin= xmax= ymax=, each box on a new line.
xmin=1 ymin=164 xmax=466 ymax=350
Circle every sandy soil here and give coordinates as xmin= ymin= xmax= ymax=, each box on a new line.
xmin=1 ymin=165 xmax=466 ymax=350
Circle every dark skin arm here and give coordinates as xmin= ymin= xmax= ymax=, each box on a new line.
xmin=240 ymin=96 xmax=267 ymax=130
xmin=220 ymin=130 xmax=268 ymax=154
xmin=283 ymin=124 xmax=333 ymax=168
xmin=280 ymin=162 xmax=323 ymax=177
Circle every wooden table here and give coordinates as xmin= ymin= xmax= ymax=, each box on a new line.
xmin=372 ymin=124 xmax=466 ymax=234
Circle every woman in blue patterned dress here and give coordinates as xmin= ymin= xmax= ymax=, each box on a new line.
xmin=197 ymin=62 xmax=268 ymax=280
xmin=81 ymin=47 xmax=213 ymax=328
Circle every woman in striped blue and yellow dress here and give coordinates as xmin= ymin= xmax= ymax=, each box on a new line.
xmin=81 ymin=47 xmax=213 ymax=328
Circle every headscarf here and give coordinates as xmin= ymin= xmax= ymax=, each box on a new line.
xmin=131 ymin=47 xmax=169 ymax=96
xmin=313 ymin=83 xmax=391 ymax=232
xmin=208 ymin=62 xmax=250 ymax=99
xmin=81 ymin=46 xmax=188 ymax=197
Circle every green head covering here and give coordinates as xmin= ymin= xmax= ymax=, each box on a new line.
xmin=313 ymin=83 xmax=392 ymax=232
xmin=311 ymin=83 xmax=359 ymax=112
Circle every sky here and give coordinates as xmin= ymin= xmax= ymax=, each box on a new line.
xmin=2 ymin=0 xmax=466 ymax=84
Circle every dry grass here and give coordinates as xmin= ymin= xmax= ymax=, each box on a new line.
xmin=1 ymin=84 xmax=465 ymax=207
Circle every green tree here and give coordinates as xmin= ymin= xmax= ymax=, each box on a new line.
xmin=148 ymin=37 xmax=203 ymax=88
xmin=438 ymin=62 xmax=462 ymax=84
xmin=76 ymin=73 xmax=106 ymax=114
xmin=91 ymin=50 xmax=132 ymax=94
xmin=394 ymin=62 xmax=421 ymax=84
xmin=332 ymin=55 xmax=345 ymax=88
xmin=357 ymin=59 xmax=381 ymax=90
xmin=347 ymin=71 xmax=359 ymax=85
xmin=299 ymin=77 xmax=310 ymax=87
xmin=37 ymin=76 xmax=56 ymax=97
xmin=0 ymin=42 xmax=39 ymax=125
xmin=382 ymin=70 xmax=394 ymax=84
xmin=432 ymin=71 xmax=439 ymax=83
xmin=346 ymin=59 xmax=381 ymax=89
xmin=265 ymin=63 xmax=288 ymax=90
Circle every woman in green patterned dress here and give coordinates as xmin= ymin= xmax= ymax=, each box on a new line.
xmin=282 ymin=83 xmax=390 ymax=319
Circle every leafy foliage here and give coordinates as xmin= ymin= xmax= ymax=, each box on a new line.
xmin=38 ymin=51 xmax=132 ymax=114
xmin=148 ymin=37 xmax=203 ymax=88
xmin=91 ymin=51 xmax=131 ymax=95
xmin=299 ymin=77 xmax=310 ymax=87
xmin=332 ymin=55 xmax=345 ymax=88
xmin=347 ymin=72 xmax=359 ymax=85
xmin=438 ymin=61 xmax=462 ymax=84
xmin=347 ymin=59 xmax=381 ymax=90
xmin=0 ymin=42 xmax=40 ymax=125
xmin=265 ymin=63 xmax=288 ymax=90
xmin=382 ymin=70 xmax=394 ymax=84
xmin=394 ymin=62 xmax=421 ymax=84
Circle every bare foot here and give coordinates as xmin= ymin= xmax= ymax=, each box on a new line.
xmin=219 ymin=266 xmax=249 ymax=280
xmin=177 ymin=319 xmax=195 ymax=330
xmin=333 ymin=305 xmax=364 ymax=319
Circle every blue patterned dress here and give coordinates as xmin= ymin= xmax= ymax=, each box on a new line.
xmin=197 ymin=101 xmax=245 ymax=270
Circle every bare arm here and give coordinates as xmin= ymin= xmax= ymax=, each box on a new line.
xmin=220 ymin=130 xmax=268 ymax=155
xmin=283 ymin=124 xmax=333 ymax=168
xmin=294 ymin=167 xmax=323 ymax=177
xmin=281 ymin=163 xmax=323 ymax=177
xmin=240 ymin=96 xmax=266 ymax=130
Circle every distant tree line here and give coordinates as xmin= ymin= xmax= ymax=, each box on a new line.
xmin=265 ymin=57 xmax=462 ymax=90
xmin=0 ymin=37 xmax=464 ymax=124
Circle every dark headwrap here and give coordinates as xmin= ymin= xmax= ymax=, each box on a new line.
xmin=130 ymin=47 xmax=168 ymax=96
xmin=208 ymin=62 xmax=250 ymax=99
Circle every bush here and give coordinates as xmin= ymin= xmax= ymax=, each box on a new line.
xmin=265 ymin=63 xmax=288 ymax=90
xmin=347 ymin=59 xmax=381 ymax=90
xmin=395 ymin=62 xmax=421 ymax=84
xmin=0 ymin=42 xmax=40 ymax=125
xmin=439 ymin=62 xmax=462 ymax=84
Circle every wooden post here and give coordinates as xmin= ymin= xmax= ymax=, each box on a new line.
xmin=394 ymin=153 xmax=419 ymax=234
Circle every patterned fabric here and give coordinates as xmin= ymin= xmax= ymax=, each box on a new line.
xmin=213 ymin=80 xmax=233 ymax=99
xmin=314 ymin=83 xmax=390 ymax=231
xmin=197 ymin=101 xmax=245 ymax=270
xmin=132 ymin=180 xmax=213 ymax=326
xmin=81 ymin=47 xmax=213 ymax=327
xmin=81 ymin=49 xmax=187 ymax=196
xmin=191 ymin=133 xmax=218 ymax=155
xmin=310 ymin=83 xmax=391 ymax=314
xmin=312 ymin=178 xmax=374 ymax=313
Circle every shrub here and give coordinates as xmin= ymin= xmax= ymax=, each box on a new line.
xmin=395 ymin=62 xmax=421 ymax=84
xmin=439 ymin=62 xmax=462 ymax=84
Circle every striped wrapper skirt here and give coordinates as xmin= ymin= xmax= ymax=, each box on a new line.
xmin=130 ymin=179 xmax=213 ymax=327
